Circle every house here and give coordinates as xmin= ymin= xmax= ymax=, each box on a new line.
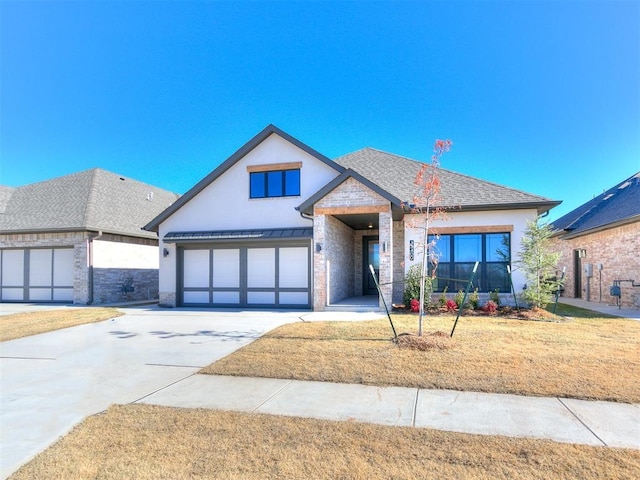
xmin=0 ymin=169 xmax=180 ymax=304
xmin=144 ymin=125 xmax=560 ymax=310
xmin=550 ymin=172 xmax=640 ymax=309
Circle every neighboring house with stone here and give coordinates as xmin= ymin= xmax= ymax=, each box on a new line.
xmin=144 ymin=124 xmax=560 ymax=310
xmin=0 ymin=169 xmax=180 ymax=304
xmin=550 ymin=172 xmax=640 ymax=309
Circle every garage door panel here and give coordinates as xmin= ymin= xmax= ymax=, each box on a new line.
xmin=247 ymin=248 xmax=275 ymax=288
xmin=29 ymin=249 xmax=52 ymax=286
xmin=183 ymin=291 xmax=210 ymax=304
xmin=279 ymin=292 xmax=308 ymax=305
xmin=183 ymin=250 xmax=210 ymax=288
xmin=53 ymin=288 xmax=73 ymax=302
xmin=2 ymin=288 xmax=24 ymax=301
xmin=29 ymin=288 xmax=52 ymax=301
xmin=53 ymin=249 xmax=74 ymax=286
xmin=247 ymin=291 xmax=276 ymax=304
xmin=2 ymin=250 xmax=24 ymax=285
xmin=279 ymin=247 xmax=308 ymax=288
xmin=212 ymin=249 xmax=239 ymax=288
xmin=212 ymin=291 xmax=240 ymax=304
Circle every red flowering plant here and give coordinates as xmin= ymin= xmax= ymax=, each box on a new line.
xmin=482 ymin=300 xmax=498 ymax=314
xmin=445 ymin=299 xmax=458 ymax=312
xmin=410 ymin=298 xmax=420 ymax=313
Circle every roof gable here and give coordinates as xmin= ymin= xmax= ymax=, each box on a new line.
xmin=144 ymin=124 xmax=344 ymax=232
xmin=335 ymin=147 xmax=560 ymax=214
xmin=552 ymin=171 xmax=640 ymax=237
xmin=297 ymin=168 xmax=403 ymax=220
xmin=0 ymin=169 xmax=179 ymax=238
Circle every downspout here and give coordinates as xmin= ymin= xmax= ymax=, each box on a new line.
xmin=298 ymin=209 xmax=315 ymax=309
xmin=87 ymin=230 xmax=103 ymax=304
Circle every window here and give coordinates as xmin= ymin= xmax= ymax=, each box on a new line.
xmin=250 ymin=169 xmax=300 ymax=198
xmin=428 ymin=233 xmax=510 ymax=292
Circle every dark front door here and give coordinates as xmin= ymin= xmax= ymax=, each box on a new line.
xmin=363 ymin=237 xmax=380 ymax=295
xmin=573 ymin=250 xmax=582 ymax=298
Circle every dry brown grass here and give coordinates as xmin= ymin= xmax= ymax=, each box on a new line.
xmin=10 ymin=404 xmax=640 ymax=480
xmin=203 ymin=314 xmax=640 ymax=403
xmin=0 ymin=308 xmax=123 ymax=342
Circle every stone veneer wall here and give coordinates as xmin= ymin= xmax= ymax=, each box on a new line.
xmin=93 ymin=268 xmax=159 ymax=304
xmin=550 ymin=221 xmax=640 ymax=309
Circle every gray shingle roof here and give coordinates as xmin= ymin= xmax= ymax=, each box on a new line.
xmin=0 ymin=169 xmax=180 ymax=239
xmin=551 ymin=171 xmax=640 ymax=238
xmin=335 ymin=147 xmax=559 ymax=213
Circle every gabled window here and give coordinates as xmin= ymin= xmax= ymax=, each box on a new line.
xmin=249 ymin=168 xmax=300 ymax=199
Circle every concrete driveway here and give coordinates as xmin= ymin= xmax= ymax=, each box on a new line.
xmin=0 ymin=306 xmax=303 ymax=479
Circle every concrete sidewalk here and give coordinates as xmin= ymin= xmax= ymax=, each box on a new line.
xmin=139 ymin=374 xmax=640 ymax=449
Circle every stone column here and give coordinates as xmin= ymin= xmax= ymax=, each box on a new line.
xmin=313 ymin=213 xmax=327 ymax=311
xmin=378 ymin=209 xmax=393 ymax=309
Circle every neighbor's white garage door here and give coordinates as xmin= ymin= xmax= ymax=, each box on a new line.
xmin=180 ymin=244 xmax=310 ymax=308
xmin=0 ymin=248 xmax=74 ymax=302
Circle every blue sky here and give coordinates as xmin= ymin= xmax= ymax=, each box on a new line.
xmin=1 ymin=0 xmax=638 ymax=222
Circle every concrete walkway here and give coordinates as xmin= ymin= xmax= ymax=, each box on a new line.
xmin=558 ymin=297 xmax=640 ymax=320
xmin=139 ymin=374 xmax=640 ymax=449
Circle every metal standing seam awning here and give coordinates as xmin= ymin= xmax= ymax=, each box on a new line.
xmin=163 ymin=227 xmax=313 ymax=243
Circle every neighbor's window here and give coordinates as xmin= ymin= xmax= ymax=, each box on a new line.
xmin=428 ymin=233 xmax=510 ymax=292
xmin=250 ymin=169 xmax=300 ymax=198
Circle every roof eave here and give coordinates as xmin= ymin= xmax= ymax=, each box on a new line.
xmin=403 ymin=201 xmax=561 ymax=215
xmin=554 ymin=214 xmax=640 ymax=240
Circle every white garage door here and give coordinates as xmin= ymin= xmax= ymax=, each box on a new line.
xmin=180 ymin=244 xmax=310 ymax=308
xmin=0 ymin=248 xmax=74 ymax=302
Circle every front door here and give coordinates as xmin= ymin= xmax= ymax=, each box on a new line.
xmin=363 ymin=236 xmax=380 ymax=295
xmin=573 ymin=250 xmax=582 ymax=298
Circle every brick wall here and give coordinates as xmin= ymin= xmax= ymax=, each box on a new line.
xmin=325 ymin=215 xmax=355 ymax=304
xmin=550 ymin=221 xmax=640 ymax=308
xmin=392 ymin=220 xmax=405 ymax=304
xmin=312 ymin=176 xmax=396 ymax=310
xmin=93 ymin=268 xmax=159 ymax=303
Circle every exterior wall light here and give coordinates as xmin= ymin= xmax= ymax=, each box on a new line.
xmin=163 ymin=248 xmax=170 ymax=257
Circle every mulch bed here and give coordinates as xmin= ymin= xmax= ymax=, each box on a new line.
xmin=395 ymin=331 xmax=455 ymax=350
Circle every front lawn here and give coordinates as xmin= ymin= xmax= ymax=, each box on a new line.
xmin=9 ymin=404 xmax=640 ymax=480
xmin=0 ymin=308 xmax=123 ymax=342
xmin=202 ymin=313 xmax=640 ymax=403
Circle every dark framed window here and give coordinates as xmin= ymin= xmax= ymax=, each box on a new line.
xmin=250 ymin=169 xmax=300 ymax=198
xmin=428 ymin=232 xmax=511 ymax=292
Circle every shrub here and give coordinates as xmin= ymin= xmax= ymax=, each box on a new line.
xmin=489 ymin=288 xmax=500 ymax=305
xmin=445 ymin=299 xmax=457 ymax=312
xmin=454 ymin=289 xmax=467 ymax=309
xmin=403 ymin=264 xmax=433 ymax=307
xmin=482 ymin=300 xmax=498 ymax=314
xmin=469 ymin=288 xmax=479 ymax=310
xmin=438 ymin=286 xmax=448 ymax=307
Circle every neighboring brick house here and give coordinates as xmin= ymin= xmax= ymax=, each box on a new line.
xmin=550 ymin=172 xmax=640 ymax=309
xmin=0 ymin=169 xmax=180 ymax=304
xmin=145 ymin=125 xmax=559 ymax=310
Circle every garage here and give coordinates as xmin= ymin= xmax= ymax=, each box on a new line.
xmin=0 ymin=248 xmax=74 ymax=302
xmin=168 ymin=228 xmax=313 ymax=309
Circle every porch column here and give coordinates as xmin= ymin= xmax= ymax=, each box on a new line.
xmin=313 ymin=213 xmax=327 ymax=311
xmin=378 ymin=210 xmax=393 ymax=309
